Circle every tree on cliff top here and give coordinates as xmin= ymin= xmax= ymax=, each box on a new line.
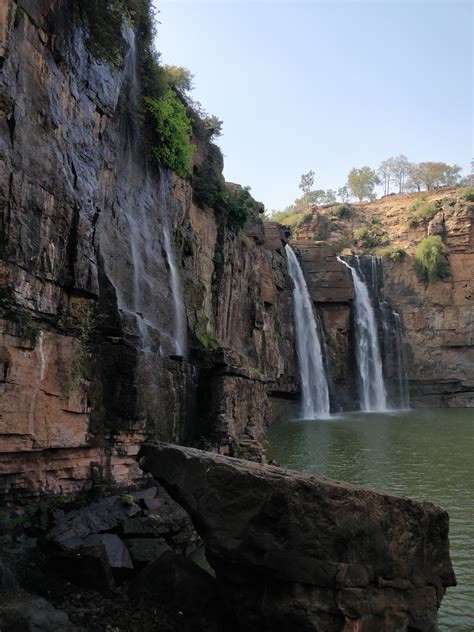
xmin=299 ymin=171 xmax=315 ymax=195
xmin=347 ymin=167 xmax=380 ymax=202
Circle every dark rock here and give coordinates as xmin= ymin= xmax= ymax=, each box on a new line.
xmin=83 ymin=533 xmax=133 ymax=570
xmin=128 ymin=550 xmax=216 ymax=618
xmin=126 ymin=537 xmax=170 ymax=565
xmin=51 ymin=541 xmax=115 ymax=590
xmin=0 ymin=559 xmax=17 ymax=592
xmin=138 ymin=441 xmax=456 ymax=632
xmin=48 ymin=496 xmax=141 ymax=550
xmin=0 ymin=593 xmax=81 ymax=631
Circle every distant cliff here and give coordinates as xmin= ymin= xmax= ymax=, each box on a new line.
xmin=296 ymin=189 xmax=474 ymax=406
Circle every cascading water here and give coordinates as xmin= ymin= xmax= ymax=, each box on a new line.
xmin=286 ymin=245 xmax=330 ymax=419
xmin=393 ymin=312 xmax=410 ymax=408
xmin=358 ymin=254 xmax=410 ymax=410
xmin=162 ymin=222 xmax=186 ymax=357
xmin=337 ymin=256 xmax=388 ymax=412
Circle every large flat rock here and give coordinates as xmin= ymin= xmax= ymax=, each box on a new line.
xmin=138 ymin=441 xmax=455 ymax=632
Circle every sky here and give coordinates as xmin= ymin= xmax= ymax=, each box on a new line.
xmin=154 ymin=0 xmax=473 ymax=211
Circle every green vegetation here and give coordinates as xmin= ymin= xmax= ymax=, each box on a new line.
xmin=458 ymin=186 xmax=474 ymax=202
xmin=193 ymin=143 xmax=256 ymax=230
xmin=414 ymin=236 xmax=451 ymax=283
xmin=196 ymin=330 xmax=221 ymax=350
xmin=377 ymin=156 xmax=462 ymax=194
xmin=333 ymin=204 xmax=352 ymax=219
xmin=144 ymin=92 xmax=195 ymax=176
xmin=347 ymin=166 xmax=380 ymax=201
xmin=81 ymin=0 xmax=129 ymax=64
xmin=333 ymin=238 xmax=354 ymax=253
xmin=377 ymin=247 xmax=406 ymax=261
xmin=14 ymin=6 xmax=25 ymax=28
xmin=313 ymin=216 xmax=334 ymax=241
xmin=353 ymin=225 xmax=389 ymax=250
xmin=406 ymin=197 xmax=439 ymax=226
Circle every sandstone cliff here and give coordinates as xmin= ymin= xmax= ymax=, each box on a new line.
xmin=0 ymin=0 xmax=299 ymax=499
xmin=296 ymin=189 xmax=474 ymax=406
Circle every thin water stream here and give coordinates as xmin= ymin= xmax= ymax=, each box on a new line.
xmin=267 ymin=409 xmax=474 ymax=631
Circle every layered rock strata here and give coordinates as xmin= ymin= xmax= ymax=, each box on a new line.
xmin=139 ymin=441 xmax=456 ymax=632
xmin=0 ymin=1 xmax=299 ymax=498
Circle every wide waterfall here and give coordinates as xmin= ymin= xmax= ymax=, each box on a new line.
xmin=337 ymin=256 xmax=388 ymax=412
xmin=286 ymin=245 xmax=330 ymax=419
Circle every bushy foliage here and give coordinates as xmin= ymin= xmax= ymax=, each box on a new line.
xmin=353 ymin=225 xmax=389 ymax=251
xmin=407 ymin=197 xmax=439 ymax=224
xmin=458 ymin=187 xmax=474 ymax=202
xmin=193 ymin=147 xmax=256 ymax=229
xmin=81 ymin=0 xmax=129 ymax=64
xmin=377 ymin=247 xmax=406 ymax=261
xmin=333 ymin=204 xmax=352 ymax=219
xmin=144 ymin=92 xmax=195 ymax=176
xmin=225 ymin=186 xmax=256 ymax=230
xmin=414 ymin=236 xmax=450 ymax=283
xmin=347 ymin=166 xmax=380 ymax=201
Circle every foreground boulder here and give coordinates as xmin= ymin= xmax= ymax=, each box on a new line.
xmin=138 ymin=441 xmax=456 ymax=632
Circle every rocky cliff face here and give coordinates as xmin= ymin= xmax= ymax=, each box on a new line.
xmin=296 ymin=190 xmax=474 ymax=406
xmin=0 ymin=0 xmax=299 ymax=500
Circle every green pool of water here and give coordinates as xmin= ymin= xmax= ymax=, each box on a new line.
xmin=267 ymin=408 xmax=474 ymax=631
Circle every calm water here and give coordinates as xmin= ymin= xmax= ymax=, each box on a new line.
xmin=267 ymin=409 xmax=474 ymax=632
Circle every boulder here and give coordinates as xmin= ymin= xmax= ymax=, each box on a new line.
xmin=138 ymin=441 xmax=456 ymax=632
xmin=128 ymin=550 xmax=216 ymax=618
xmin=0 ymin=593 xmax=81 ymax=632
xmin=48 ymin=496 xmax=141 ymax=550
xmin=126 ymin=538 xmax=171 ymax=565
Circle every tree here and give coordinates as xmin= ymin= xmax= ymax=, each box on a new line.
xmin=347 ymin=166 xmax=380 ymax=202
xmin=299 ymin=170 xmax=315 ymax=195
xmin=406 ymin=163 xmax=424 ymax=192
xmin=202 ymin=114 xmax=223 ymax=139
xmin=419 ymin=162 xmax=460 ymax=190
xmin=390 ymin=154 xmax=410 ymax=194
xmin=320 ymin=189 xmax=336 ymax=204
xmin=163 ymin=65 xmax=194 ymax=94
xmin=337 ymin=185 xmax=350 ymax=203
xmin=377 ymin=159 xmax=393 ymax=195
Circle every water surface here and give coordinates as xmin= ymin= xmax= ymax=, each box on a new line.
xmin=267 ymin=409 xmax=474 ymax=631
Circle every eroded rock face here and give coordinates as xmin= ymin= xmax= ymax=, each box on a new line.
xmin=139 ymin=441 xmax=456 ymax=632
xmin=0 ymin=1 xmax=299 ymax=497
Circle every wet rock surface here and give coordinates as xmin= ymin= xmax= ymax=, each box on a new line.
xmin=139 ymin=441 xmax=456 ymax=632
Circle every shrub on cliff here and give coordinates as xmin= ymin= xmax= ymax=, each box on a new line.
xmin=458 ymin=187 xmax=474 ymax=202
xmin=193 ymin=147 xmax=255 ymax=229
xmin=414 ymin=236 xmax=451 ymax=283
xmin=353 ymin=226 xmax=389 ymax=251
xmin=333 ymin=204 xmax=352 ymax=219
xmin=144 ymin=91 xmax=195 ymax=176
xmin=407 ymin=198 xmax=439 ymax=225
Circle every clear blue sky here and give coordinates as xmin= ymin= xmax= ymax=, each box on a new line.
xmin=154 ymin=1 xmax=472 ymax=211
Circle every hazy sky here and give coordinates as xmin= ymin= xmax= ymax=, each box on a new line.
xmin=155 ymin=1 xmax=472 ymax=211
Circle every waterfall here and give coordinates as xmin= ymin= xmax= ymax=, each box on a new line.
xmin=393 ymin=312 xmax=410 ymax=409
xmin=337 ymin=256 xmax=387 ymax=412
xmin=286 ymin=245 xmax=330 ymax=419
xmin=162 ymin=222 xmax=187 ymax=357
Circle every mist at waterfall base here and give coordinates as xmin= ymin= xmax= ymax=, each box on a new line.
xmin=286 ymin=245 xmax=330 ymax=419
xmin=267 ymin=409 xmax=474 ymax=632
